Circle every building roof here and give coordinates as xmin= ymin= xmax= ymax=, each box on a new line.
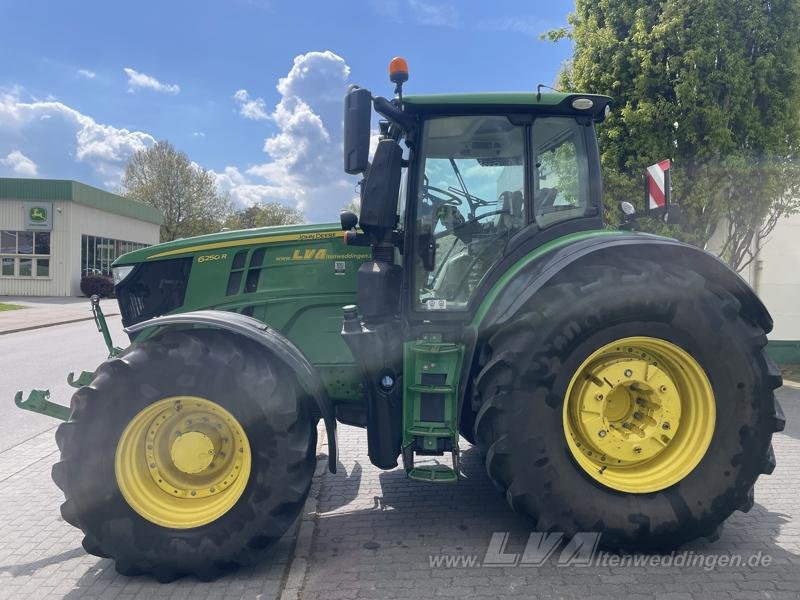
xmin=0 ymin=178 xmax=163 ymax=225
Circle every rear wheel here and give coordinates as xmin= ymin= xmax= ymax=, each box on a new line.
xmin=53 ymin=329 xmax=317 ymax=581
xmin=474 ymin=258 xmax=784 ymax=551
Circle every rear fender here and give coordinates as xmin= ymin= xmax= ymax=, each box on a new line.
xmin=475 ymin=233 xmax=773 ymax=334
xmin=126 ymin=310 xmax=337 ymax=473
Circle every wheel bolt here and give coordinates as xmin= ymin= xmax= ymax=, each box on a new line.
xmin=624 ymin=369 xmax=633 ymax=377
xmin=659 ymin=385 xmax=668 ymax=393
xmin=633 ymin=412 xmax=643 ymax=420
xmin=598 ymin=429 xmax=607 ymax=438
xmin=595 ymin=393 xmax=604 ymax=401
xmin=662 ymin=422 xmax=671 ymax=430
xmin=633 ymin=446 xmax=642 ymax=454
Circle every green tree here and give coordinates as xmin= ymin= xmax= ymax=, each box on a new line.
xmin=551 ymin=0 xmax=800 ymax=271
xmin=123 ymin=141 xmax=231 ymax=241
xmin=224 ymin=202 xmax=305 ymax=230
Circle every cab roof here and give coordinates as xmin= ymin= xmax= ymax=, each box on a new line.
xmin=402 ymin=92 xmax=613 ymax=121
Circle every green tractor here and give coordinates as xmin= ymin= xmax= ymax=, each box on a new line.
xmin=17 ymin=58 xmax=784 ymax=580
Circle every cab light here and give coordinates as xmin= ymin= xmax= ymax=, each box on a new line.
xmin=112 ymin=265 xmax=135 ymax=285
xmin=572 ymin=98 xmax=594 ymax=110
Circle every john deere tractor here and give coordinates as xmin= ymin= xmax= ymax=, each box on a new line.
xmin=16 ymin=58 xmax=784 ymax=580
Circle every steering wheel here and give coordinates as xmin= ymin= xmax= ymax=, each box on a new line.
xmin=433 ymin=208 xmax=510 ymax=240
xmin=423 ymin=184 xmax=463 ymax=206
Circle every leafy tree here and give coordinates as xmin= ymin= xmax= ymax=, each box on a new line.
xmin=550 ymin=0 xmax=800 ymax=271
xmin=123 ymin=141 xmax=231 ymax=241
xmin=225 ymin=202 xmax=305 ymax=230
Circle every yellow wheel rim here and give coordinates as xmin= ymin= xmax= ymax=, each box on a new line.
xmin=563 ymin=337 xmax=715 ymax=493
xmin=115 ymin=396 xmax=251 ymax=529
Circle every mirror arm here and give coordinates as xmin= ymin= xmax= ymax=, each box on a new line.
xmin=373 ymin=96 xmax=415 ymax=132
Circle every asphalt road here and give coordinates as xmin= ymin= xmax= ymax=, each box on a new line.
xmin=0 ymin=316 xmax=127 ymax=452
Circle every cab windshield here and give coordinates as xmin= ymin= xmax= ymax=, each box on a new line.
xmin=413 ymin=114 xmax=590 ymax=311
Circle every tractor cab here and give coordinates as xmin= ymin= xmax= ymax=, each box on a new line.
xmin=342 ymin=62 xmax=611 ymax=320
xmin=341 ymin=58 xmax=613 ymax=478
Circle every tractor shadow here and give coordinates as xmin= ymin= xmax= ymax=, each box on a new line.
xmin=0 ymin=547 xmax=85 ymax=577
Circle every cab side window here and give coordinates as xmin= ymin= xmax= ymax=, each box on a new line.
xmin=532 ymin=117 xmax=590 ymax=228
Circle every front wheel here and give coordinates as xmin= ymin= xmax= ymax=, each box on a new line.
xmin=474 ymin=258 xmax=784 ymax=551
xmin=52 ymin=329 xmax=317 ymax=581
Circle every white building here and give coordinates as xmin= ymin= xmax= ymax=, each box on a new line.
xmin=737 ymin=214 xmax=800 ymax=364
xmin=0 ymin=178 xmax=162 ymax=297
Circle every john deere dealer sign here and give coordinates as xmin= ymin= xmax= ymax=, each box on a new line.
xmin=23 ymin=202 xmax=53 ymax=231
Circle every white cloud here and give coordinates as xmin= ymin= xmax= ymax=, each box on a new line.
xmin=77 ymin=69 xmax=96 ymax=79
xmin=233 ymin=89 xmax=268 ymax=120
xmin=408 ymin=0 xmax=458 ymax=27
xmin=0 ymin=86 xmax=155 ymax=180
xmin=217 ymin=50 xmax=356 ymax=220
xmin=0 ymin=150 xmax=39 ymax=176
xmin=193 ymin=131 xmax=206 ymax=138
xmin=123 ymin=67 xmax=180 ymax=94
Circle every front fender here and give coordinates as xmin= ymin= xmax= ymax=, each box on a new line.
xmin=473 ymin=232 xmax=773 ymax=334
xmin=126 ymin=310 xmax=337 ymax=473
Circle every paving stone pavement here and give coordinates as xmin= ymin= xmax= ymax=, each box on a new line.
xmin=0 ymin=388 xmax=798 ymax=599
xmin=0 ymin=431 xmax=297 ymax=599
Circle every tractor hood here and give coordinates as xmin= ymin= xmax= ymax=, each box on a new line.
xmin=112 ymin=222 xmax=342 ymax=266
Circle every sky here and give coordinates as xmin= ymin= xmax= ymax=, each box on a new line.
xmin=0 ymin=0 xmax=575 ymax=223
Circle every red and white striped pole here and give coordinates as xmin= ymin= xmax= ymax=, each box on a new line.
xmin=644 ymin=159 xmax=671 ymax=214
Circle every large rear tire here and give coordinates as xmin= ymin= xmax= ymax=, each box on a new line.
xmin=473 ymin=258 xmax=784 ymax=551
xmin=52 ymin=329 xmax=317 ymax=581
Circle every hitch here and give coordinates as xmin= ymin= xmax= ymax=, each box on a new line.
xmin=67 ymin=371 xmax=95 ymax=388
xmin=15 ymin=296 xmax=120 ymax=420
xmin=91 ymin=295 xmax=122 ymax=358
xmin=14 ymin=390 xmax=70 ymax=421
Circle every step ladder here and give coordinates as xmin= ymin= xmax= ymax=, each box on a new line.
xmin=401 ymin=338 xmax=464 ymax=483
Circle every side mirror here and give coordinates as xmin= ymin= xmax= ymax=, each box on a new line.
xmin=343 ymin=85 xmax=372 ymax=175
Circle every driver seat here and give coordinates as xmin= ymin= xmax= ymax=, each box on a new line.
xmin=498 ymin=190 xmax=525 ymax=233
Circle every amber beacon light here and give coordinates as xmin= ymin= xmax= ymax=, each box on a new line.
xmin=389 ymin=57 xmax=409 ymax=84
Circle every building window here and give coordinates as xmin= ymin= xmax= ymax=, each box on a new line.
xmin=81 ymin=234 xmax=148 ymax=276
xmin=0 ymin=230 xmax=51 ymax=278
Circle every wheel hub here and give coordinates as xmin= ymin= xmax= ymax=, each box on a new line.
xmin=574 ymin=356 xmax=682 ymax=466
xmin=116 ymin=396 xmax=251 ymax=528
xmin=563 ymin=337 xmax=715 ymax=493
xmin=170 ymin=431 xmax=215 ymax=474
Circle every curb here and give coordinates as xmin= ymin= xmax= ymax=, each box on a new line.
xmin=278 ymin=423 xmax=327 ymax=600
xmin=782 ymin=379 xmax=800 ymax=390
xmin=0 ymin=313 xmax=119 ymax=336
